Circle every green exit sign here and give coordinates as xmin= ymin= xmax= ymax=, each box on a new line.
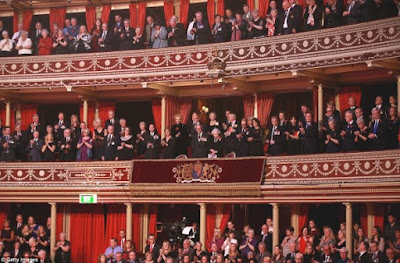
xmin=79 ymin=194 xmax=98 ymax=204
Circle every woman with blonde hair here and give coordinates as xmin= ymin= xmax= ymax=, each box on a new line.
xmin=70 ymin=114 xmax=80 ymax=138
xmin=77 ymin=128 xmax=93 ymax=161
xmin=92 ymin=118 xmax=105 ymax=160
xmin=145 ymin=252 xmax=154 ymax=263
xmin=318 ymin=227 xmax=336 ymax=251
xmin=335 ymin=229 xmax=346 ymax=251
xmin=157 ymin=241 xmax=173 ymax=263
xmin=41 ymin=133 xmax=56 ymax=161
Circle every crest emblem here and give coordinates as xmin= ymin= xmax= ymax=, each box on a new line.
xmin=173 ymin=161 xmax=222 ymax=183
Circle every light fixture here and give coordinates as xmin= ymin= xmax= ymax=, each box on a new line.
xmin=141 ymin=82 xmax=148 ymax=88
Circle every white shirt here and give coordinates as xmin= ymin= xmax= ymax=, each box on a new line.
xmin=12 ymin=31 xmax=22 ymax=43
xmin=0 ymin=39 xmax=13 ymax=52
xmin=187 ymin=21 xmax=195 ymax=41
xmin=16 ymin=38 xmax=32 ymax=55
xmin=283 ymin=8 xmax=291 ymax=28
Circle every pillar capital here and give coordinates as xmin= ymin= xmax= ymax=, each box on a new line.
xmin=343 ymin=202 xmax=352 ymax=208
xmin=49 ymin=202 xmax=57 ymax=207
xmin=317 ymin=83 xmax=323 ymax=90
xmin=124 ymin=203 xmax=132 ymax=208
xmin=270 ymin=203 xmax=279 ymax=208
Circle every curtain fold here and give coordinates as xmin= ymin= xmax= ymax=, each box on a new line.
xmin=257 ymin=93 xmax=274 ymax=128
xmin=243 ymin=94 xmax=255 ymax=118
xmin=149 ymin=205 xmax=158 ymax=240
xmin=132 ymin=206 xmax=142 ymax=250
xmin=259 ymin=0 xmax=269 ymax=18
xmin=56 ymin=204 xmax=64 ymax=238
xmin=20 ymin=104 xmax=38 ymax=131
xmin=101 ymin=4 xmax=112 ymax=25
xmin=298 ymin=205 xmax=309 ymax=236
xmin=0 ymin=204 xmax=9 ymax=227
xmin=164 ymin=0 xmax=175 ymax=26
xmin=207 ymin=0 xmax=215 ymax=29
xmin=129 ymin=3 xmax=137 ymax=28
xmin=85 ymin=6 xmax=97 ymax=32
xmin=374 ymin=206 xmax=385 ymax=230
xmin=339 ymin=86 xmax=362 ymax=116
xmin=99 ymin=102 xmax=116 ymax=124
xmin=50 ymin=8 xmax=66 ymax=32
xmin=206 ymin=205 xmax=216 ymax=251
xmin=312 ymin=87 xmax=318 ymax=123
xmin=13 ymin=11 xmax=18 ymax=33
xmin=247 ymin=0 xmax=255 ymax=10
xmin=217 ymin=0 xmax=225 ymax=16
xmin=22 ymin=9 xmax=33 ymax=32
xmin=70 ymin=205 xmax=105 ymax=263
xmin=180 ymin=0 xmax=190 ymax=28
xmin=152 ymin=98 xmax=162 ymax=134
xmin=137 ymin=2 xmax=147 ymax=33
xmin=360 ymin=204 xmax=368 ymax=233
xmin=165 ymin=96 xmax=192 ymax=128
xmin=105 ymin=204 xmax=126 ymax=247
xmin=219 ymin=205 xmax=232 ymax=233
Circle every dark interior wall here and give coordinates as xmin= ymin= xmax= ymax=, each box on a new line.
xmin=9 ymin=203 xmax=50 ymax=227
xmin=360 ymin=83 xmax=397 ymax=114
xmin=65 ymin=12 xmax=87 ymax=27
xmin=271 ymin=91 xmax=313 ymax=120
xmin=38 ymin=103 xmax=80 ymax=127
xmin=30 ymin=14 xmax=50 ymax=32
xmin=0 ymin=16 xmax=14 ymax=33
xmin=115 ymin=101 xmax=154 ymax=134
xmin=224 ymin=0 xmax=247 ymax=13
xmin=187 ymin=3 xmax=208 ymax=26
xmin=146 ymin=6 xmax=166 ymax=27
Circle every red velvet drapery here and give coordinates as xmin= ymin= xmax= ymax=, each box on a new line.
xmin=243 ymin=94 xmax=255 ymax=118
xmin=257 ymin=93 xmax=274 ymax=128
xmin=339 ymin=86 xmax=361 ymax=116
xmin=312 ymin=87 xmax=318 ymax=123
xmin=360 ymin=204 xmax=368 ymax=233
xmin=149 ymin=205 xmax=158 ymax=240
xmin=298 ymin=205 xmax=309 ymax=236
xmin=22 ymin=9 xmax=33 ymax=32
xmin=13 ymin=11 xmax=18 ymax=33
xmin=0 ymin=204 xmax=9 ymax=226
xmin=206 ymin=205 xmax=216 ymax=251
xmin=138 ymin=2 xmax=147 ymax=33
xmin=56 ymin=204 xmax=64 ymax=239
xmin=102 ymin=4 xmax=111 ymax=25
xmin=259 ymin=0 xmax=269 ymax=18
xmin=105 ymin=204 xmax=126 ymax=247
xmin=20 ymin=104 xmax=38 ymax=131
xmin=70 ymin=205 xmax=105 ymax=263
xmin=132 ymin=206 xmax=142 ymax=250
xmin=152 ymin=98 xmax=162 ymax=134
xmin=219 ymin=205 xmax=232 ymax=232
xmin=99 ymin=102 xmax=116 ymax=125
xmin=85 ymin=6 xmax=97 ymax=32
xmin=207 ymin=0 xmax=215 ymax=29
xmin=374 ymin=206 xmax=385 ymax=230
xmin=164 ymin=0 xmax=175 ymax=26
xmin=165 ymin=96 xmax=192 ymax=128
xmin=247 ymin=0 xmax=255 ymax=10
xmin=180 ymin=0 xmax=190 ymax=28
xmin=217 ymin=0 xmax=225 ymax=16
xmin=79 ymin=102 xmax=95 ymax=131
xmin=50 ymin=8 xmax=66 ymax=32
xmin=129 ymin=4 xmax=137 ymax=28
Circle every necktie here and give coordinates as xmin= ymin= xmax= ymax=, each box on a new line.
xmin=271 ymin=127 xmax=275 ymax=140
xmin=108 ymin=135 xmax=112 ymax=145
xmin=150 ymin=244 xmax=153 ymax=252
xmin=37 ymin=30 xmax=40 ymax=37
xmin=373 ymin=121 xmax=378 ymax=134
xmin=102 ymin=31 xmax=106 ymax=39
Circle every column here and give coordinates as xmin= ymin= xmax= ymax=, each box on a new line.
xmin=199 ymin=203 xmax=207 ymax=248
xmin=367 ymin=204 xmax=374 ymax=239
xmin=254 ymin=93 xmax=258 ymax=118
xmin=49 ymin=203 xmax=57 ymax=261
xmin=16 ymin=104 xmax=21 ymax=123
xmin=255 ymin=0 xmax=260 ymax=9
xmin=82 ymin=99 xmax=88 ymax=124
xmin=96 ymin=6 xmax=102 ymax=19
xmin=397 ymin=76 xmax=400 ymax=115
xmin=161 ymin=96 xmax=166 ymax=139
xmin=142 ymin=204 xmax=150 ymax=253
xmin=244 ymin=205 xmax=249 ymax=225
xmin=317 ymin=84 xmax=323 ymax=130
xmin=334 ymin=87 xmax=341 ymax=113
xmin=125 ymin=203 xmax=133 ymax=241
xmin=5 ymin=101 xmax=10 ymax=126
xmin=291 ymin=204 xmax=299 ymax=237
xmin=344 ymin=203 xmax=353 ymax=258
xmin=94 ymin=101 xmax=100 ymax=120
xmin=174 ymin=1 xmax=180 ymax=21
xmin=271 ymin=203 xmax=279 ymax=248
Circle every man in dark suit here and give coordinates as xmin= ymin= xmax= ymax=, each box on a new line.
xmin=99 ymin=23 xmax=113 ymax=52
xmin=119 ymin=19 xmax=135 ymax=50
xmin=368 ymin=108 xmax=388 ymax=150
xmin=343 ymin=0 xmax=362 ymax=24
xmin=360 ymin=0 xmax=377 ymax=22
xmin=300 ymin=113 xmax=319 ymax=154
xmin=320 ymin=244 xmax=338 ymax=263
xmin=112 ymin=15 xmax=123 ymax=51
xmin=258 ymin=224 xmax=273 ymax=253
xmin=145 ymin=234 xmax=161 ymax=260
xmin=370 ymin=241 xmax=386 ymax=263
xmin=323 ymin=106 xmax=341 ymax=133
xmin=277 ymin=0 xmax=302 ymax=35
xmin=286 ymin=242 xmax=299 ymax=263
xmin=266 ymin=116 xmax=286 ymax=156
xmin=355 ymin=107 xmax=369 ymax=126
xmin=223 ymin=113 xmax=239 ymax=155
xmin=145 ymin=16 xmax=154 ymax=48
xmin=191 ymin=12 xmax=211 ymax=45
xmin=29 ymin=22 xmax=43 ymax=55
xmin=105 ymin=110 xmax=120 ymax=132
xmin=54 ymin=112 xmax=68 ymax=143
xmin=354 ymin=241 xmax=371 ymax=263
xmin=374 ymin=96 xmax=388 ymax=120
xmin=192 ymin=124 xmax=208 ymax=158
xmin=324 ymin=0 xmax=343 ymax=28
xmin=182 ymin=239 xmax=195 ymax=262
xmin=0 ymin=127 xmax=16 ymax=162
xmin=60 ymin=129 xmax=77 ymax=162
xmin=384 ymin=248 xmax=397 ymax=263
xmin=26 ymin=130 xmax=43 ymax=162
xmin=14 ymin=214 xmax=24 ymax=238
xmin=236 ymin=119 xmax=250 ymax=157
xmin=211 ymin=15 xmax=228 ymax=43
xmin=171 ymin=114 xmax=189 ymax=156
xmin=341 ymin=110 xmax=358 ymax=152
xmin=27 ymin=114 xmax=44 ymax=140
xmin=102 ymin=125 xmax=119 ymax=161
xmin=167 ymin=17 xmax=186 ymax=47
xmin=13 ymin=124 xmax=28 ymax=162
xmin=298 ymin=104 xmax=310 ymax=126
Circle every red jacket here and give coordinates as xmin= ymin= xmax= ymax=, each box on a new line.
xmin=38 ymin=36 xmax=53 ymax=55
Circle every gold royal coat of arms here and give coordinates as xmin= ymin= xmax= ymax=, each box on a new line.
xmin=173 ymin=161 xmax=222 ymax=183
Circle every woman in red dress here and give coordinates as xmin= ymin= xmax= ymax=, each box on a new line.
xmin=90 ymin=18 xmax=102 ymax=52
xmin=38 ymin=29 xmax=53 ymax=55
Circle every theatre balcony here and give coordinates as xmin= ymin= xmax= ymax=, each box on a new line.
xmin=0 ymin=149 xmax=399 ymax=203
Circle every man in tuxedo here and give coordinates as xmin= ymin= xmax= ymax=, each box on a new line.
xmin=224 ymin=113 xmax=239 ymax=155
xmin=384 ymin=248 xmax=397 ymax=263
xmin=368 ymin=108 xmax=387 ymax=150
xmin=29 ymin=22 xmax=43 ymax=55
xmin=324 ymin=0 xmax=343 ymax=28
xmin=60 ymin=129 xmax=77 ymax=162
xmin=370 ymin=241 xmax=386 ymax=263
xmin=319 ymin=244 xmax=337 ymax=263
xmin=259 ymin=224 xmax=273 ymax=253
xmin=102 ymin=125 xmax=120 ymax=161
xmin=54 ymin=112 xmax=68 ymax=143
xmin=190 ymin=112 xmax=202 ymax=137
xmin=266 ymin=116 xmax=286 ymax=156
xmin=341 ymin=110 xmax=358 ymax=152
xmin=192 ymin=124 xmax=208 ymax=158
xmin=27 ymin=130 xmax=43 ymax=162
xmin=145 ymin=234 xmax=161 ymax=260
xmin=13 ymin=124 xmax=27 ymax=162
xmin=119 ymin=19 xmax=135 ymax=50
xmin=374 ymin=96 xmax=388 ymax=120
xmin=298 ymin=104 xmax=310 ymax=125
xmin=145 ymin=16 xmax=154 ymax=48
xmin=105 ymin=110 xmax=120 ymax=132
xmin=0 ymin=127 xmax=16 ymax=162
xmin=27 ymin=114 xmax=44 ymax=140
xmin=355 ymin=241 xmax=371 ymax=263
xmin=236 ymin=118 xmax=250 ymax=157
xmin=171 ymin=114 xmax=189 ymax=156
xmin=112 ymin=15 xmax=123 ymax=51
xmin=277 ymin=0 xmax=302 ymax=35
xmin=99 ymin=23 xmax=113 ymax=52
xmin=119 ymin=118 xmax=127 ymax=136
xmin=191 ymin=12 xmax=211 ymax=45
xmin=336 ymin=247 xmax=350 ymax=263
xmin=14 ymin=214 xmax=24 ymax=238
xmin=167 ymin=17 xmax=186 ymax=47
xmin=38 ymin=250 xmax=51 ymax=263
xmin=182 ymin=239 xmax=195 ymax=261
xmin=343 ymin=0 xmax=362 ymax=24
xmin=211 ymin=15 xmax=228 ymax=43
xmin=355 ymin=107 xmax=369 ymax=126
xmin=345 ymin=97 xmax=358 ymax=116
xmin=300 ymin=113 xmax=319 ymax=154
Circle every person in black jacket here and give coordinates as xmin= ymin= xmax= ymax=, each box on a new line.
xmin=325 ymin=120 xmax=342 ymax=153
xmin=13 ymin=124 xmax=28 ymax=162
xmin=343 ymin=0 xmax=362 ymax=24
xmin=167 ymin=17 xmax=186 ymax=47
xmin=0 ymin=127 xmax=16 ymax=162
xmin=236 ymin=119 xmax=251 ymax=157
xmin=325 ymin=0 xmax=343 ymax=28
xmin=341 ymin=110 xmax=358 ymax=152
xmin=102 ymin=125 xmax=120 ymax=161
xmin=145 ymin=234 xmax=161 ymax=261
xmin=266 ymin=116 xmax=286 ymax=156
xmin=99 ymin=23 xmax=113 ymax=52
xmin=171 ymin=114 xmax=188 ymax=156
xmin=192 ymin=124 xmax=208 ymax=158
xmin=191 ymin=12 xmax=211 ymax=45
xmin=303 ymin=0 xmax=323 ymax=31
xmin=360 ymin=0 xmax=377 ymax=22
xmin=211 ymin=15 xmax=228 ymax=43
xmin=119 ymin=19 xmax=135 ymax=50
xmin=59 ymin=129 xmax=77 ymax=162
xmin=29 ymin=22 xmax=43 ymax=55
xmin=300 ymin=112 xmax=319 ymax=154
xmin=368 ymin=108 xmax=388 ymax=151
xmin=208 ymin=128 xmax=224 ymax=158
xmin=105 ymin=110 xmax=120 ymax=132
xmin=161 ymin=128 xmax=176 ymax=159
xmin=144 ymin=124 xmax=160 ymax=159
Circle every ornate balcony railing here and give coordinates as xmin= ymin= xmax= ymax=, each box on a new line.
xmin=0 ymin=149 xmax=399 ymax=203
xmin=0 ymin=17 xmax=398 ymax=89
